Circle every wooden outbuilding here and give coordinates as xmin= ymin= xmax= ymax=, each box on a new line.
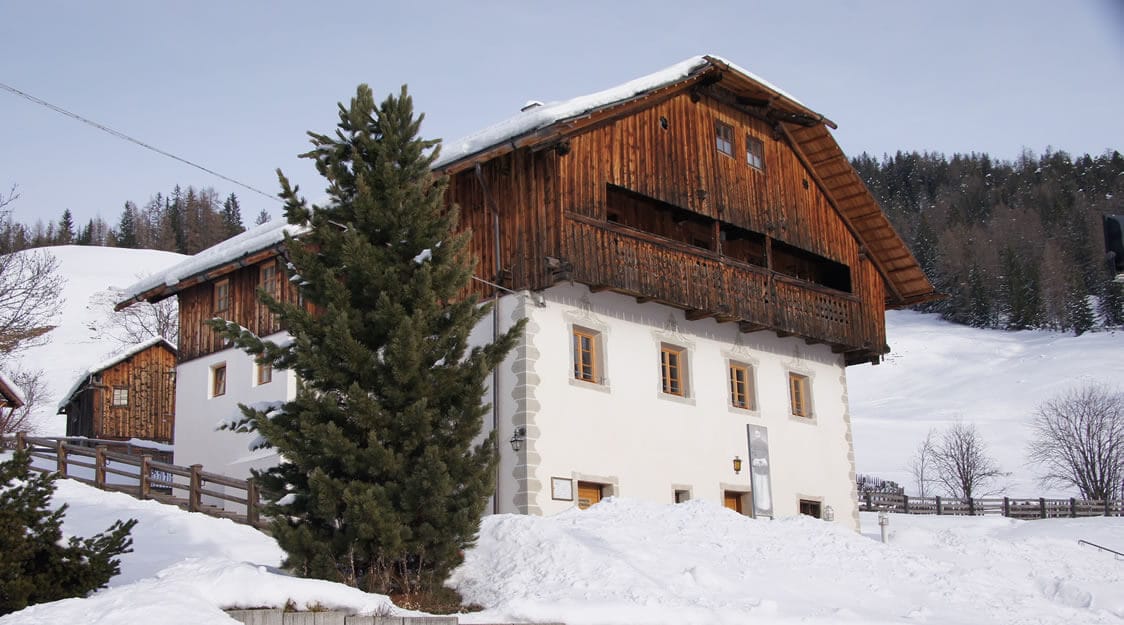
xmin=58 ymin=337 xmax=177 ymax=443
xmin=0 ymin=370 xmax=25 ymax=427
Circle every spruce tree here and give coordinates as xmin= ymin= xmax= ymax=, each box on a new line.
xmin=117 ymin=201 xmax=139 ymax=248
xmin=56 ymin=209 xmax=75 ymax=245
xmin=221 ymin=193 xmax=245 ymax=238
xmin=254 ymin=208 xmax=271 ymax=225
xmin=211 ymin=85 xmax=523 ymax=599
xmin=0 ymin=451 xmax=135 ymax=615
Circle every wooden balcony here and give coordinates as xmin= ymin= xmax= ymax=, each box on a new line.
xmin=561 ymin=216 xmax=884 ymax=359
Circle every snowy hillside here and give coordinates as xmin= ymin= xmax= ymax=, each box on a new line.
xmin=2 ymin=477 xmax=1121 ymax=625
xmin=0 ymin=246 xmax=186 ymax=434
xmin=849 ymin=310 xmax=1124 ymax=495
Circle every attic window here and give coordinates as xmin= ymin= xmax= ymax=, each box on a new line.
xmin=746 ymin=135 xmax=765 ymax=170
xmin=214 ymin=279 xmax=231 ymax=315
xmin=715 ymin=121 xmax=734 ymax=156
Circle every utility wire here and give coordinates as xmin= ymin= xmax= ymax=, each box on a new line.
xmin=0 ymin=81 xmax=281 ymax=203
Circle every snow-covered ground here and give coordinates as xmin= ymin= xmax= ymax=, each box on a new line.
xmin=2 ymin=478 xmax=1121 ymax=625
xmin=0 ymin=246 xmax=185 ymax=433
xmin=849 ymin=310 xmax=1124 ymax=495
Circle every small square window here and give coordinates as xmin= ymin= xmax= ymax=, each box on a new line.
xmin=789 ymin=372 xmax=811 ymax=417
xmin=214 ymin=279 xmax=231 ymax=315
xmin=660 ymin=344 xmax=687 ymax=396
xmin=111 ymin=387 xmax=128 ymax=407
xmin=212 ymin=364 xmax=227 ymax=397
xmin=715 ymin=121 xmax=734 ymax=157
xmin=674 ymin=489 xmax=691 ymax=503
xmin=728 ymin=363 xmax=755 ymax=410
xmin=572 ymin=328 xmax=600 ymax=383
xmin=257 ymin=362 xmax=273 ymax=385
xmin=799 ymin=499 xmax=822 ymax=518
xmin=746 ymin=135 xmax=765 ymax=170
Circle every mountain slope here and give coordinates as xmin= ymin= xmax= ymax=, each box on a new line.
xmin=849 ymin=310 xmax=1124 ymax=495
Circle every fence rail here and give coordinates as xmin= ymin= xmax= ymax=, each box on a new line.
xmin=859 ymin=491 xmax=1124 ymax=519
xmin=4 ymin=432 xmax=266 ymax=530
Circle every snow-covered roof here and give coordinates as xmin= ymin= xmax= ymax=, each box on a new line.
xmin=115 ymin=54 xmax=834 ymax=308
xmin=435 ymin=54 xmax=812 ymax=170
xmin=0 ymin=369 xmax=26 ymax=407
xmin=56 ymin=336 xmax=176 ymax=410
xmin=116 ymin=218 xmax=306 ymax=307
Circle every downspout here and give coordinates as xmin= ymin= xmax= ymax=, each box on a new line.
xmin=475 ymin=163 xmax=503 ymax=514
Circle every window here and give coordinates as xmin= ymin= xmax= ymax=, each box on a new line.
xmin=260 ymin=261 xmax=281 ymax=300
xmin=789 ymin=372 xmax=811 ymax=417
xmin=674 ymin=489 xmax=691 ymax=503
xmin=212 ymin=364 xmax=227 ymax=397
xmin=660 ymin=344 xmax=687 ymax=396
xmin=214 ymin=279 xmax=231 ymax=316
xmin=799 ymin=499 xmax=822 ymax=518
xmin=111 ymin=387 xmax=128 ymax=407
xmin=572 ymin=328 xmax=599 ymax=383
xmin=728 ymin=363 xmax=755 ymax=410
xmin=715 ymin=121 xmax=734 ymax=156
xmin=746 ymin=135 xmax=765 ymax=170
xmin=257 ymin=362 xmax=273 ymax=385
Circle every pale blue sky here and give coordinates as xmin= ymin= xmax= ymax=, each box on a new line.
xmin=2 ymin=1 xmax=1122 ymax=228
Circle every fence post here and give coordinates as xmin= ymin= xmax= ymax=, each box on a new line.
xmin=1070 ymin=497 xmax=1077 ymax=518
xmin=1039 ymin=497 xmax=1047 ymax=519
xmin=56 ymin=440 xmax=68 ymax=478
xmin=902 ymin=494 xmax=910 ymax=514
xmin=94 ymin=445 xmax=107 ymax=489
xmin=1003 ymin=497 xmax=1010 ymax=517
xmin=968 ymin=497 xmax=976 ymax=516
xmin=139 ymin=455 xmax=152 ymax=500
xmin=246 ymin=478 xmax=259 ymax=526
xmin=935 ymin=495 xmax=942 ymax=515
xmin=1105 ymin=498 xmax=1111 ymax=517
xmin=189 ymin=464 xmax=203 ymax=512
xmin=864 ymin=492 xmax=872 ymax=511
xmin=15 ymin=431 xmax=26 ymax=451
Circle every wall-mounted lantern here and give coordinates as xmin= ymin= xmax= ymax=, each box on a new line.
xmin=509 ymin=426 xmax=527 ymax=452
xmin=732 ymin=455 xmax=743 ymax=475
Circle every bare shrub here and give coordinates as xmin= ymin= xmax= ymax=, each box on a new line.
xmin=913 ymin=422 xmax=1006 ymax=499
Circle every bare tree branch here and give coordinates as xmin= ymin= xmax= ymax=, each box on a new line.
xmin=917 ymin=422 xmax=1006 ymax=499
xmin=0 ymin=248 xmax=64 ymax=360
xmin=910 ymin=429 xmax=937 ymax=497
xmin=1028 ymin=384 xmax=1124 ymax=500
xmin=0 ymin=367 xmax=46 ymax=436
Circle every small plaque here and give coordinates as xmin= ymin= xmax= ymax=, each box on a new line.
xmin=551 ymin=477 xmax=573 ymax=501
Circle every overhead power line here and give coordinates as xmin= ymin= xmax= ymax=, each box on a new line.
xmin=0 ymin=81 xmax=281 ymax=203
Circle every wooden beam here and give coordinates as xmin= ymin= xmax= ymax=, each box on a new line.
xmin=589 ymin=285 xmax=612 ymax=293
xmin=804 ymin=338 xmax=824 ymax=346
xmin=739 ymin=321 xmax=767 ymax=333
xmin=685 ymin=309 xmax=714 ymax=321
xmin=635 ymin=296 xmax=655 ymax=304
xmin=775 ymin=330 xmax=792 ymax=338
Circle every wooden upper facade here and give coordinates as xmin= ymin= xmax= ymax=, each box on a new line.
xmin=118 ymin=56 xmax=936 ymax=366
xmin=60 ymin=338 xmax=177 ymax=442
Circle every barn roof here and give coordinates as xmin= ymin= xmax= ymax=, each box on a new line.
xmin=57 ymin=337 xmax=176 ymax=410
xmin=0 ymin=370 xmax=25 ymax=408
xmin=116 ymin=54 xmax=936 ymax=309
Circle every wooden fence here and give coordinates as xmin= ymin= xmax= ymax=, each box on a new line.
xmin=5 ymin=432 xmax=266 ymax=530
xmin=860 ymin=491 xmax=1124 ymax=519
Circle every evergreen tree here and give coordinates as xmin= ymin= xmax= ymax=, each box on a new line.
xmin=117 ymin=201 xmax=139 ymax=248
xmin=254 ymin=208 xmax=272 ymax=225
xmin=1064 ymin=276 xmax=1095 ymax=336
xmin=221 ymin=193 xmax=245 ymax=238
xmin=56 ymin=210 xmax=75 ymax=244
xmin=0 ymin=451 xmax=135 ymax=615
xmin=1100 ymin=279 xmax=1124 ymax=327
xmin=211 ymin=85 xmax=524 ymax=598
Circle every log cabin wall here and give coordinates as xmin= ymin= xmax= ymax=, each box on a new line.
xmin=178 ymin=257 xmax=293 ymax=362
xmin=446 ymin=148 xmax=560 ymax=298
xmin=552 ymin=88 xmax=886 ymax=358
xmin=89 ymin=344 xmax=176 ymax=442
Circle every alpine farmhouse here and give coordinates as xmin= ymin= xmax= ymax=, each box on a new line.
xmin=116 ymin=55 xmax=937 ymax=529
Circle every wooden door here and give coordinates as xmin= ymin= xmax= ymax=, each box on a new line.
xmin=577 ymin=481 xmax=603 ymax=510
xmin=724 ymin=490 xmax=744 ymax=514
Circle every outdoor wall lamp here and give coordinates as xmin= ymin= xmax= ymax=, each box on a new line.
xmin=824 ymin=505 xmax=835 ymax=522
xmin=732 ymin=456 xmax=743 ymax=474
xmin=509 ymin=426 xmax=526 ymax=452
